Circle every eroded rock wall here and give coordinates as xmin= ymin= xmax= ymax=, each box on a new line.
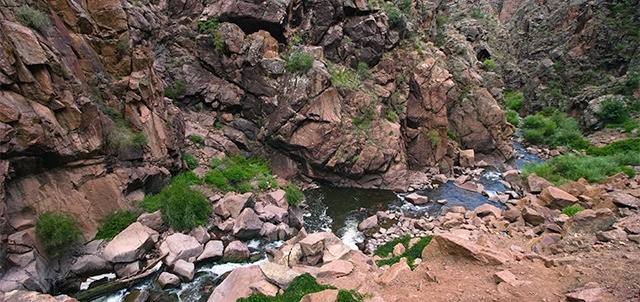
xmin=0 ymin=0 xmax=183 ymax=291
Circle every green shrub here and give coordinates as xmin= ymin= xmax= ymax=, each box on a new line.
xmin=196 ymin=18 xmax=220 ymax=33
xmin=16 ymin=5 xmax=50 ymax=33
xmin=36 ymin=212 xmax=81 ymax=257
xmin=140 ymin=172 xmax=209 ymax=231
xmin=504 ymin=91 xmax=524 ymax=111
xmin=562 ymin=204 xmax=584 ymax=217
xmin=506 ymin=109 xmax=520 ymax=126
xmin=521 ymin=112 xmax=589 ymax=149
xmin=286 ymin=50 xmax=314 ymax=73
xmin=284 ymin=184 xmax=305 ymax=206
xmin=205 ymin=155 xmax=276 ymax=193
xmin=482 ymin=59 xmax=498 ymax=71
xmin=356 ymin=62 xmax=370 ymax=80
xmin=522 ymin=154 xmax=635 ymax=185
xmin=375 ymin=236 xmax=432 ymax=269
xmin=107 ymin=119 xmax=147 ymax=151
xmin=616 ymin=72 xmax=640 ymax=95
xmin=598 ymin=97 xmax=630 ymax=124
xmin=130 ymin=132 xmax=147 ymax=150
xmin=164 ymin=79 xmax=187 ymax=99
xmin=386 ymin=110 xmax=399 ymax=122
xmin=182 ymin=153 xmax=198 ymax=170
xmin=384 ymin=3 xmax=405 ymax=30
xmin=427 ymin=129 xmax=441 ymax=146
xmin=187 ymin=134 xmax=205 ymax=145
xmin=95 ymin=210 xmax=137 ymax=240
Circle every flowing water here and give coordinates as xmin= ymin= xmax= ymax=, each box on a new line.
xmin=84 ymin=136 xmax=542 ymax=301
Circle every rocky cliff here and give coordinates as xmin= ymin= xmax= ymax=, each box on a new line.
xmin=0 ymin=0 xmax=521 ymax=293
xmin=499 ymin=0 xmax=640 ymax=128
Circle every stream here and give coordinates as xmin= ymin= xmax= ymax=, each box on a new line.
xmin=84 ymin=135 xmax=541 ymax=301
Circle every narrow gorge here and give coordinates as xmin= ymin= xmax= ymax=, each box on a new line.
xmin=0 ymin=0 xmax=639 ymax=301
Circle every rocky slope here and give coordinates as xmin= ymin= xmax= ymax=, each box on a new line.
xmin=499 ymin=0 xmax=640 ymax=127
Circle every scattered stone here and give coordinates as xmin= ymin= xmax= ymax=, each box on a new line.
xmin=392 ymin=243 xmax=406 ymax=257
xmin=221 ymin=192 xmax=254 ymax=218
xmin=157 ymin=272 xmax=180 ymax=289
xmin=301 ymin=289 xmax=339 ymax=302
xmin=565 ymin=287 xmax=604 ymax=302
xmin=472 ymin=204 xmax=502 ymax=219
xmin=160 ymin=233 xmax=204 ymax=266
xmin=358 ymin=215 xmax=378 ymax=231
xmin=190 ymin=226 xmax=211 ymax=244
xmin=71 ymin=255 xmax=111 ymax=277
xmin=596 ymin=229 xmax=628 ymax=242
xmin=259 ymin=262 xmax=301 ymax=289
xmin=208 ymin=266 xmax=264 ymax=302
xmin=405 ymin=193 xmax=429 ymax=205
xmin=615 ymin=214 xmax=640 ymax=234
xmin=136 ymin=211 xmax=165 ymax=232
xmin=563 ymin=209 xmax=615 ymax=235
xmin=455 ymin=181 xmax=484 ymax=194
xmin=173 ymin=259 xmax=195 ymax=281
xmin=539 ymin=186 xmax=578 ymax=209
xmin=608 ymin=192 xmax=640 ymax=209
xmin=114 ymin=261 xmax=141 ymax=278
xmin=223 ymin=241 xmax=250 ymax=262
xmin=522 ymin=206 xmax=545 ymax=226
xmin=250 ymin=280 xmax=280 ymax=297
xmin=378 ymin=258 xmax=410 ymax=285
xmin=421 ymin=234 xmax=510 ymax=265
xmin=232 ymin=208 xmax=264 ymax=240
xmin=197 ymin=240 xmax=224 ymax=262
xmin=317 ymin=259 xmax=354 ymax=278
xmin=494 ymin=270 xmax=528 ymax=286
xmin=459 ymin=149 xmax=475 ymax=167
xmin=298 ymin=232 xmax=341 ymax=257
xmin=103 ymin=222 xmax=158 ymax=263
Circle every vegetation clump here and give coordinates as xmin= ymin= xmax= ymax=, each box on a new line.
xmin=182 ymin=152 xmax=198 ymax=170
xmin=107 ymin=119 xmax=147 ymax=151
xmin=286 ymin=50 xmax=314 ymax=73
xmin=238 ymin=273 xmax=364 ymax=302
xmin=164 ymin=79 xmax=188 ymax=99
xmin=506 ymin=109 xmax=520 ymax=127
xmin=562 ymin=204 xmax=584 ymax=217
xmin=187 ymin=134 xmax=205 ymax=146
xmin=504 ymin=91 xmax=524 ymax=111
xmin=284 ymin=184 xmax=305 ymax=206
xmin=521 ymin=111 xmax=589 ymax=150
xmin=140 ymin=172 xmax=210 ymax=231
xmin=522 ymin=153 xmax=637 ymax=185
xmin=204 ymin=155 xmax=277 ymax=193
xmin=95 ymin=210 xmax=138 ymax=240
xmin=374 ymin=235 xmax=432 ymax=269
xmin=482 ymin=58 xmax=498 ymax=71
xmin=598 ymin=97 xmax=630 ymax=124
xmin=36 ymin=211 xmax=81 ymax=257
xmin=16 ymin=5 xmax=50 ymax=33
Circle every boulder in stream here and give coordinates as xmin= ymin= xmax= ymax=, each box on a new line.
xmin=103 ymin=222 xmax=158 ymax=263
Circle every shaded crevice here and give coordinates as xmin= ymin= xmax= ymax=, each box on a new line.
xmin=343 ymin=7 xmax=376 ymax=17
xmin=220 ymin=16 xmax=287 ymax=44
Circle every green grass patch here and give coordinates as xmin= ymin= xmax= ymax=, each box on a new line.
xmin=187 ymin=134 xmax=205 ymax=146
xmin=286 ymin=50 xmax=314 ymax=73
xmin=107 ymin=119 xmax=148 ymax=151
xmin=482 ymin=59 xmax=498 ymax=71
xmin=328 ymin=64 xmax=360 ymax=90
xmin=562 ymin=204 xmax=584 ymax=217
xmin=522 ymin=153 xmax=637 ymax=185
xmin=140 ymin=172 xmax=209 ymax=231
xmin=506 ymin=109 xmax=520 ymax=127
xmin=238 ymin=273 xmax=363 ymax=302
xmin=182 ymin=152 xmax=198 ymax=170
xmin=95 ymin=210 xmax=138 ymax=240
xmin=36 ymin=212 xmax=81 ymax=257
xmin=204 ymin=155 xmax=277 ymax=193
xmin=375 ymin=236 xmax=432 ymax=269
xmin=521 ymin=111 xmax=589 ymax=150
xmin=504 ymin=91 xmax=524 ymax=111
xmin=587 ymin=138 xmax=640 ymax=156
xmin=284 ymin=184 xmax=305 ymax=206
